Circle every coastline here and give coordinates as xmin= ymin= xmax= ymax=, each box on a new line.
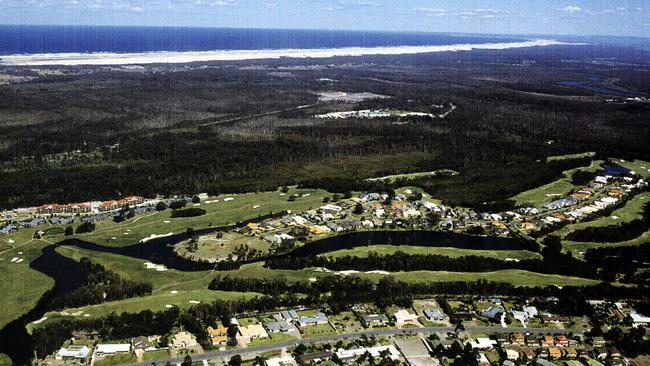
xmin=0 ymin=39 xmax=572 ymax=66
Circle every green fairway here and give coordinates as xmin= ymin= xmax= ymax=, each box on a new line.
xmin=55 ymin=245 xmax=213 ymax=291
xmin=511 ymin=160 xmax=603 ymax=208
xmin=0 ymin=354 xmax=11 ymax=366
xmin=226 ymin=263 xmax=601 ymax=288
xmin=33 ymin=289 xmax=259 ymax=330
xmin=617 ymin=159 xmax=650 ymax=179
xmin=562 ymin=229 xmax=650 ymax=256
xmin=555 ymin=192 xmax=649 ymax=239
xmin=323 ymin=245 xmax=542 ymax=261
xmin=58 ymin=187 xmax=330 ymax=248
xmin=0 ymin=239 xmax=54 ymax=329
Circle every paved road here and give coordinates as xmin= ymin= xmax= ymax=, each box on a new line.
xmin=199 ymin=103 xmax=317 ymax=127
xmin=124 ymin=326 xmax=585 ymax=365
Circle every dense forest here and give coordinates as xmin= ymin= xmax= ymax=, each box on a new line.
xmin=1 ymin=45 xmax=650 ymax=208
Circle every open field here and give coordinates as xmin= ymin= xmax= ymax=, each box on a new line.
xmin=562 ymin=229 xmax=650 ymax=255
xmin=546 ymin=152 xmax=596 ymax=162
xmin=511 ymin=160 xmax=604 ymax=208
xmin=322 ymin=245 xmax=542 ymax=261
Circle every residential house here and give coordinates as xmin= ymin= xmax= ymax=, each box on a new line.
xmin=556 ymin=335 xmax=570 ymax=346
xmin=207 ymin=324 xmax=228 ymax=346
xmin=424 ymin=308 xmax=445 ymax=321
xmin=521 ymin=348 xmax=536 ymax=360
xmin=480 ymin=306 xmax=504 ymax=322
xmin=504 ymin=348 xmax=519 ymax=361
xmin=298 ymin=312 xmax=329 ymax=327
xmin=335 ymin=345 xmax=400 ymax=362
xmin=511 ymin=333 xmax=525 ymax=346
xmin=549 ymin=347 xmax=562 ymax=359
xmin=266 ymin=320 xmax=297 ymax=333
xmin=361 ymin=314 xmax=389 ymax=327
xmin=299 ymin=351 xmax=332 ymax=365
xmin=536 ymin=359 xmax=556 ymax=366
xmin=565 ymin=347 xmax=578 ymax=359
xmin=55 ymin=345 xmax=91 ymax=363
xmin=594 ymin=347 xmax=609 ymax=360
xmin=236 ymin=323 xmax=269 ymax=345
xmin=95 ymin=344 xmax=131 ymax=358
xmin=394 ymin=309 xmax=419 ymax=326
xmin=171 ymin=331 xmax=198 ymax=349
xmin=591 ymin=337 xmax=607 ymax=347
xmin=629 ymin=311 xmax=650 ymax=327
xmin=541 ymin=335 xmax=555 ymax=347
xmin=471 ymin=338 xmax=497 ymax=350
xmin=265 ymin=356 xmax=298 ymax=366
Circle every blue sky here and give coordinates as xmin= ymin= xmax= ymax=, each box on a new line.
xmin=0 ymin=0 xmax=648 ymax=37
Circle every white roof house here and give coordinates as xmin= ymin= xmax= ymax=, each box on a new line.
xmin=95 ymin=344 xmax=131 ymax=355
xmin=56 ymin=346 xmax=91 ymax=360
xmin=265 ymin=356 xmax=298 ymax=366
xmin=394 ymin=309 xmax=419 ymax=325
xmin=320 ymin=204 xmax=343 ymax=213
xmin=471 ymin=338 xmax=497 ymax=350
xmin=630 ymin=311 xmax=650 ymax=326
xmin=336 ymin=345 xmax=400 ymax=361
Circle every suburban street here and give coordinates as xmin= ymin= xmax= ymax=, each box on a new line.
xmin=125 ymin=326 xmax=586 ymax=365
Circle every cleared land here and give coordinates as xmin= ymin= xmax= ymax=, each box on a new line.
xmin=546 ymin=152 xmax=596 ymax=162
xmin=366 ymin=169 xmax=460 ymax=183
xmin=322 ymin=245 xmax=542 ymax=261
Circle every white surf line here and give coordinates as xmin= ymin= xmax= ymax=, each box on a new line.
xmin=0 ymin=39 xmax=576 ymax=66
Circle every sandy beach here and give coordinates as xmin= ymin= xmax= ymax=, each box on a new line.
xmin=0 ymin=39 xmax=570 ymax=66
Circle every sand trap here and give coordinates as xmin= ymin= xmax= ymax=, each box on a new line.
xmin=10 ymin=257 xmax=18 ymax=262
xmin=189 ymin=300 xmax=201 ymax=304
xmin=405 ymin=189 xmax=412 ymax=194
xmin=163 ymin=220 xmax=171 ymax=223
xmin=193 ymin=203 xmax=201 ymax=207
xmin=337 ymin=270 xmax=361 ymax=275
xmin=83 ymin=314 xmax=90 ymax=317
xmin=110 ymin=237 xmax=117 ymax=240
xmin=505 ymin=258 xmax=521 ymax=262
xmin=7 ymin=239 xmax=14 ymax=244
xmin=71 ymin=311 xmax=83 ymax=316
xmin=253 ymin=205 xmax=260 ymax=209
xmin=144 ymin=262 xmax=168 ymax=271
xmin=309 ymin=277 xmax=317 ymax=282
xmin=611 ymin=216 xmax=620 ymax=220
xmin=279 ymin=193 xmax=286 ymax=196
xmin=165 ymin=304 xmax=174 ymax=308
xmin=302 ymin=194 xmax=311 ymax=197
xmin=32 ymin=317 xmax=47 ymax=324
xmin=16 ymin=258 xmax=24 ymax=263
xmin=17 ymin=251 xmax=22 ymax=254
xmin=170 ymin=290 xmax=178 ymax=294
xmin=61 ymin=311 xmax=70 ymax=316
xmin=314 ymin=267 xmax=333 ymax=273
xmin=365 ymin=270 xmax=390 ymax=275
xmin=140 ymin=232 xmax=174 ymax=243
xmin=223 ymin=197 xmax=234 ymax=202
xmin=205 ymin=200 xmax=219 ymax=204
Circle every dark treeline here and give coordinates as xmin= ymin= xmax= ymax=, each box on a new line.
xmin=604 ymin=327 xmax=650 ymax=358
xmin=585 ymin=243 xmax=650 ymax=284
xmin=48 ymin=257 xmax=152 ymax=310
xmin=566 ymin=202 xmax=650 ymax=243
xmin=264 ymin=248 xmax=599 ymax=279
xmin=170 ymin=208 xmax=207 ymax=218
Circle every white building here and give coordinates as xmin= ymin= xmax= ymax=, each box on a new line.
xmin=95 ymin=344 xmax=131 ymax=357
xmin=394 ymin=309 xmax=419 ymax=325
xmin=336 ymin=345 xmax=401 ymax=361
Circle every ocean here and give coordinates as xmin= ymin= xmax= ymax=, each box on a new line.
xmin=0 ymin=25 xmax=524 ymax=56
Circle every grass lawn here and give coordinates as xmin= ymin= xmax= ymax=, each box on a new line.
xmin=249 ymin=332 xmax=297 ymax=347
xmin=0 ymin=354 xmax=11 ymax=366
xmin=323 ymin=245 xmax=542 ymax=261
xmin=562 ymin=228 xmax=650 ymax=256
xmin=95 ymin=353 xmax=136 ymax=366
xmin=511 ymin=160 xmax=603 ymax=208
xmin=143 ymin=349 xmax=170 ymax=361
xmin=176 ymin=231 xmax=270 ymax=262
xmin=617 ymin=159 xmax=650 ymax=179
xmin=302 ymin=323 xmax=337 ymax=337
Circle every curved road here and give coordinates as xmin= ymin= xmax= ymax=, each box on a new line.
xmin=125 ymin=326 xmax=585 ymax=365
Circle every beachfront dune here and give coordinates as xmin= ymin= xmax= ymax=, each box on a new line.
xmin=0 ymin=39 xmax=569 ymax=66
